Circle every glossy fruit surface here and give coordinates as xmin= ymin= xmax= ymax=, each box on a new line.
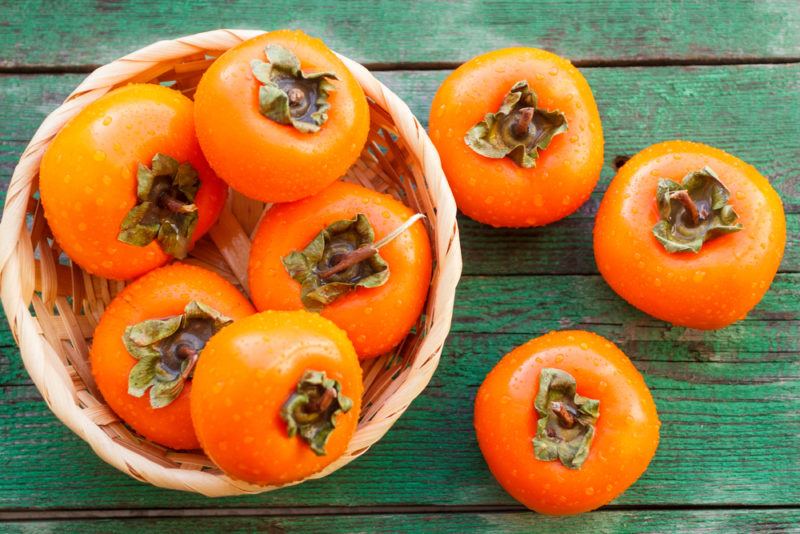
xmin=191 ymin=310 xmax=363 ymax=485
xmin=40 ymin=84 xmax=227 ymax=280
xmin=248 ymin=181 xmax=432 ymax=359
xmin=594 ymin=140 xmax=786 ymax=329
xmin=194 ymin=29 xmax=370 ymax=203
xmin=429 ymin=47 xmax=603 ymax=227
xmin=474 ymin=330 xmax=660 ymax=515
xmin=91 ymin=263 xmax=254 ymax=449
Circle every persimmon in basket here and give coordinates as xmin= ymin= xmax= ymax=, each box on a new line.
xmin=594 ymin=140 xmax=786 ymax=329
xmin=91 ymin=263 xmax=254 ymax=449
xmin=194 ymin=30 xmax=370 ymax=203
xmin=429 ymin=47 xmax=604 ymax=228
xmin=191 ymin=310 xmax=363 ymax=485
xmin=248 ymin=181 xmax=432 ymax=359
xmin=474 ymin=330 xmax=660 ymax=515
xmin=39 ymin=84 xmax=227 ymax=280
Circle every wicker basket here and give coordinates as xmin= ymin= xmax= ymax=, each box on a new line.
xmin=0 ymin=29 xmax=461 ymax=496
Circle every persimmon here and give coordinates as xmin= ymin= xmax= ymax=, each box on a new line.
xmin=429 ymin=47 xmax=603 ymax=227
xmin=594 ymin=140 xmax=786 ymax=329
xmin=90 ymin=263 xmax=254 ymax=449
xmin=474 ymin=330 xmax=660 ymax=515
xmin=40 ymin=84 xmax=227 ymax=280
xmin=194 ymin=30 xmax=370 ymax=203
xmin=248 ymin=181 xmax=432 ymax=359
xmin=190 ymin=310 xmax=362 ymax=485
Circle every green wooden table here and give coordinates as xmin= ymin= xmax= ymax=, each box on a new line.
xmin=1 ymin=1 xmax=798 ymax=532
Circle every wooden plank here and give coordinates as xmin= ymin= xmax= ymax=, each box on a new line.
xmin=0 ymin=271 xmax=796 ymax=510
xmin=458 ymin=212 xmax=800 ymax=275
xmin=2 ymin=509 xmax=800 ymax=533
xmin=0 ymin=65 xmax=798 ymax=278
xmin=0 ymin=271 xmax=796 ymax=386
xmin=450 ymin=274 xmax=799 ymax=334
xmin=1 ymin=1 xmax=799 ymax=69
xmin=3 ymin=66 xmax=799 ymax=209
xmin=0 ymin=51 xmax=797 ymax=517
xmin=371 ymin=67 xmax=800 ymax=213
xmin=1 ymin=352 xmax=797 ymax=509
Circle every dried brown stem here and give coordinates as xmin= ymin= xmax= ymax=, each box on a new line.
xmin=551 ymin=401 xmax=576 ymax=429
xmin=177 ymin=345 xmax=199 ymax=380
xmin=159 ymin=195 xmax=197 ymax=214
xmin=514 ymin=107 xmax=534 ymax=137
xmin=288 ymin=87 xmax=305 ymax=106
xmin=317 ymin=245 xmax=378 ymax=279
xmin=669 ymin=190 xmax=700 ymax=224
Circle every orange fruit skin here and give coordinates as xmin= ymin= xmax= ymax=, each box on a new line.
xmin=40 ymin=84 xmax=227 ymax=281
xmin=190 ymin=310 xmax=363 ymax=485
xmin=594 ymin=140 xmax=786 ymax=329
xmin=194 ymin=30 xmax=370 ymax=203
xmin=90 ymin=263 xmax=255 ymax=450
xmin=474 ymin=330 xmax=660 ymax=515
xmin=429 ymin=47 xmax=604 ymax=227
xmin=248 ymin=181 xmax=432 ymax=359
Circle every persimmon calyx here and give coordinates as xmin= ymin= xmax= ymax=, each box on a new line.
xmin=124 ymin=301 xmax=232 ymax=408
xmin=282 ymin=212 xmax=425 ymax=312
xmin=117 ymin=153 xmax=200 ymax=259
xmin=653 ymin=166 xmax=742 ymax=253
xmin=465 ymin=80 xmax=568 ymax=168
xmin=281 ymin=370 xmax=353 ymax=456
xmin=251 ymin=44 xmax=338 ymax=133
xmin=533 ymin=368 xmax=599 ymax=470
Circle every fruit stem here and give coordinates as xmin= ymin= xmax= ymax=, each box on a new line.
xmin=307 ymin=386 xmax=337 ymax=414
xmin=288 ymin=87 xmax=306 ymax=106
xmin=669 ymin=190 xmax=704 ymax=225
xmin=551 ymin=401 xmax=576 ymax=429
xmin=514 ymin=107 xmax=534 ymax=137
xmin=317 ymin=213 xmax=426 ymax=280
xmin=177 ymin=344 xmax=199 ymax=380
xmin=318 ymin=245 xmax=378 ymax=279
xmin=159 ymin=194 xmax=198 ymax=214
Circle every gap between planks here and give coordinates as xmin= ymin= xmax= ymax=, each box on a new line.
xmin=2 ymin=503 xmax=800 ymax=522
xmin=1 ymin=56 xmax=800 ymax=75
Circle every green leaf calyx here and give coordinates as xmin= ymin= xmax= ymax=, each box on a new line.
xmin=282 ymin=213 xmax=390 ymax=312
xmin=124 ymin=301 xmax=232 ymax=409
xmin=117 ymin=153 xmax=200 ymax=259
xmin=532 ymin=368 xmax=600 ymax=470
xmin=465 ymin=80 xmax=568 ymax=168
xmin=250 ymin=44 xmax=338 ymax=133
xmin=281 ymin=370 xmax=353 ymax=456
xmin=652 ymin=166 xmax=743 ymax=253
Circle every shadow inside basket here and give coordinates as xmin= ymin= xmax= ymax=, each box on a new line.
xmin=23 ymin=57 xmax=443 ymax=477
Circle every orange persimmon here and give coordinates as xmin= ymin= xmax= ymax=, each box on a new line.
xmin=191 ymin=310 xmax=363 ymax=485
xmin=194 ymin=30 xmax=370 ymax=203
xmin=474 ymin=330 xmax=660 ymax=515
xmin=594 ymin=140 xmax=786 ymax=329
xmin=40 ymin=84 xmax=227 ymax=280
xmin=429 ymin=47 xmax=603 ymax=227
xmin=90 ymin=263 xmax=254 ymax=449
xmin=248 ymin=181 xmax=432 ymax=359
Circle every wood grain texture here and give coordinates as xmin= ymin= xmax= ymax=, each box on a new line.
xmin=1 ymin=1 xmax=799 ymax=69
xmin=1 ymin=64 xmax=798 ymax=277
xmin=2 ymin=509 xmax=800 ymax=533
xmin=3 ymin=66 xmax=800 ymax=206
xmin=0 ymin=16 xmax=798 ymax=527
xmin=0 ymin=274 xmax=796 ymax=387
xmin=1 ymin=352 xmax=797 ymax=509
xmin=0 ymin=276 xmax=797 ymax=510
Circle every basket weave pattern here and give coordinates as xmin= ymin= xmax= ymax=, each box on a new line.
xmin=0 ymin=29 xmax=461 ymax=496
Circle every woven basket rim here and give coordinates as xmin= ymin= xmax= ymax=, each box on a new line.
xmin=0 ymin=29 xmax=462 ymax=496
